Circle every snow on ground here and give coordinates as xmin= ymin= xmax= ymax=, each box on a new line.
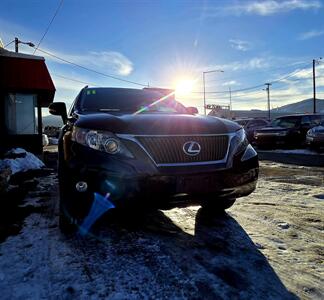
xmin=0 ymin=148 xmax=44 ymax=174
xmin=0 ymin=162 xmax=323 ymax=299
xmin=48 ymin=138 xmax=59 ymax=145
xmin=259 ymin=148 xmax=324 ymax=155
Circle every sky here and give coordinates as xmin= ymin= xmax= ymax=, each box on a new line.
xmin=1 ymin=0 xmax=324 ymax=113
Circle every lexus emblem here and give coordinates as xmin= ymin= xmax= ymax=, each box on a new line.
xmin=183 ymin=141 xmax=201 ymax=156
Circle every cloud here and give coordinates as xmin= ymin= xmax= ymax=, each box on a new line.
xmin=208 ymin=57 xmax=269 ymax=72
xmin=298 ymin=29 xmax=324 ymax=40
xmin=205 ymin=0 xmax=322 ymax=17
xmin=229 ymin=39 xmax=251 ymax=51
xmin=222 ymin=80 xmax=240 ymax=86
xmin=283 ymin=63 xmax=324 ymax=80
xmin=0 ymin=17 xmax=134 ymax=76
xmin=39 ymin=48 xmax=133 ymax=76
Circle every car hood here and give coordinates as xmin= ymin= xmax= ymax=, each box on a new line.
xmin=74 ymin=113 xmax=240 ymax=135
xmin=256 ymin=126 xmax=289 ymax=133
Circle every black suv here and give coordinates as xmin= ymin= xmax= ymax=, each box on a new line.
xmin=49 ymin=87 xmax=258 ymax=231
xmin=255 ymin=114 xmax=324 ymax=149
xmin=234 ymin=118 xmax=269 ymax=143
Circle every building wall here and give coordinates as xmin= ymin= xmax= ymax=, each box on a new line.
xmin=1 ymin=92 xmax=43 ymax=154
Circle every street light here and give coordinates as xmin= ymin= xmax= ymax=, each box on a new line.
xmin=203 ymin=69 xmax=224 ymax=115
xmin=14 ymin=37 xmax=35 ymax=53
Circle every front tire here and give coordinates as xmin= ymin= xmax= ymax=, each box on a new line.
xmin=58 ymin=170 xmax=77 ymax=233
xmin=201 ymin=198 xmax=236 ymax=213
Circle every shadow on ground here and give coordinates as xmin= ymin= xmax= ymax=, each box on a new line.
xmin=67 ymin=208 xmax=297 ymax=299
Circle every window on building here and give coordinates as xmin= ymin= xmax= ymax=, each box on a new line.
xmin=5 ymin=93 xmax=37 ymax=134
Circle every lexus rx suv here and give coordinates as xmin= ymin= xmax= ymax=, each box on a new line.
xmin=49 ymin=87 xmax=259 ymax=232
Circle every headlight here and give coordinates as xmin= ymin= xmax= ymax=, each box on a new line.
xmin=72 ymin=127 xmax=134 ymax=158
xmin=241 ymin=144 xmax=257 ymax=162
xmin=231 ymin=128 xmax=249 ymax=155
xmin=307 ymin=129 xmax=314 ymax=137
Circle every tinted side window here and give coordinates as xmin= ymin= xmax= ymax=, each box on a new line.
xmin=310 ymin=115 xmax=322 ymax=126
xmin=272 ymin=117 xmax=301 ymax=128
xmin=301 ymin=116 xmax=311 ymax=125
xmin=252 ymin=120 xmax=267 ymax=126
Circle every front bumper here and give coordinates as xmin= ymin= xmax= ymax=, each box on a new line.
xmin=255 ymin=134 xmax=289 ymax=147
xmin=306 ymin=135 xmax=324 ymax=146
xmin=62 ymin=142 xmax=258 ymax=209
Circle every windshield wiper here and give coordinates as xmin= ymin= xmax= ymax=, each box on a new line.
xmin=140 ymin=110 xmax=178 ymax=113
xmin=98 ymin=108 xmax=121 ymax=112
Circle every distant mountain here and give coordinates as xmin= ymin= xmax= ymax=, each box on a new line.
xmin=272 ymin=98 xmax=324 ymax=114
xmin=42 ymin=115 xmax=63 ymax=127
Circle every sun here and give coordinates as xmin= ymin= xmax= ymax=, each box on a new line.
xmin=175 ymin=79 xmax=195 ymax=97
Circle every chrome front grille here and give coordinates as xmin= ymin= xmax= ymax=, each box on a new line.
xmin=136 ymin=135 xmax=229 ymax=165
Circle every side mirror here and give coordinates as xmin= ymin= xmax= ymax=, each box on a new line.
xmin=187 ymin=106 xmax=198 ymax=114
xmin=49 ymin=102 xmax=68 ymax=123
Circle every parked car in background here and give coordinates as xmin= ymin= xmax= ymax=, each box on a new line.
xmin=306 ymin=121 xmax=324 ymax=150
xmin=254 ymin=114 xmax=324 ymax=149
xmin=234 ymin=118 xmax=269 ymax=143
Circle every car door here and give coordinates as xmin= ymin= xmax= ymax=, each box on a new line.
xmin=300 ymin=116 xmax=313 ymax=143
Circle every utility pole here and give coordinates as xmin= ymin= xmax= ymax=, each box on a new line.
xmin=229 ymin=86 xmax=232 ymax=111
xmin=203 ymin=72 xmax=206 ymax=115
xmin=15 ymin=37 xmax=19 ymax=52
xmin=13 ymin=37 xmax=35 ymax=53
xmin=313 ymin=59 xmax=316 ymax=113
xmin=312 ymin=57 xmax=323 ymax=114
xmin=265 ymin=83 xmax=272 ymax=121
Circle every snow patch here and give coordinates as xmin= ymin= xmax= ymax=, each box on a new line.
xmin=48 ymin=138 xmax=59 ymax=145
xmin=0 ymin=148 xmax=45 ymax=174
xmin=260 ymin=149 xmax=324 ymax=155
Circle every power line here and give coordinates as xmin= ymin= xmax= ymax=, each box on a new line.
xmin=206 ymin=91 xmax=316 ymax=104
xmin=52 ymin=73 xmax=99 ymax=87
xmin=3 ymin=40 xmax=15 ymax=48
xmin=205 ymin=61 xmax=310 ymax=84
xmin=202 ymin=74 xmax=324 ymax=102
xmin=194 ymin=63 xmax=312 ymax=95
xmin=194 ymin=83 xmax=265 ymax=94
xmin=34 ymin=47 xmax=148 ymax=87
xmin=33 ymin=0 xmax=64 ymax=54
xmin=270 ymin=64 xmax=312 ymax=84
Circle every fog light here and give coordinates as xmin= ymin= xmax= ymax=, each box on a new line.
xmin=76 ymin=181 xmax=88 ymax=192
xmin=103 ymin=138 xmax=119 ymax=154
xmin=241 ymin=144 xmax=257 ymax=162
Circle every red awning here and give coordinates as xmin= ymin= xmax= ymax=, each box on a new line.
xmin=0 ymin=53 xmax=56 ymax=107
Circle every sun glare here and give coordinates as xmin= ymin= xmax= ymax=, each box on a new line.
xmin=175 ymin=79 xmax=195 ymax=96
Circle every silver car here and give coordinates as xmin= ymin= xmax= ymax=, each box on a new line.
xmin=306 ymin=121 xmax=324 ymax=149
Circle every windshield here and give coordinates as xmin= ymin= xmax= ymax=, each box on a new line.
xmin=235 ymin=120 xmax=249 ymax=126
xmin=79 ymin=88 xmax=188 ymax=114
xmin=270 ymin=117 xmax=300 ymax=128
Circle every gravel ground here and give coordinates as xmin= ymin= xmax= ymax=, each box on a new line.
xmin=0 ymin=161 xmax=323 ymax=299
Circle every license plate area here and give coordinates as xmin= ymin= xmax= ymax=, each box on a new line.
xmin=176 ymin=175 xmax=217 ymax=193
